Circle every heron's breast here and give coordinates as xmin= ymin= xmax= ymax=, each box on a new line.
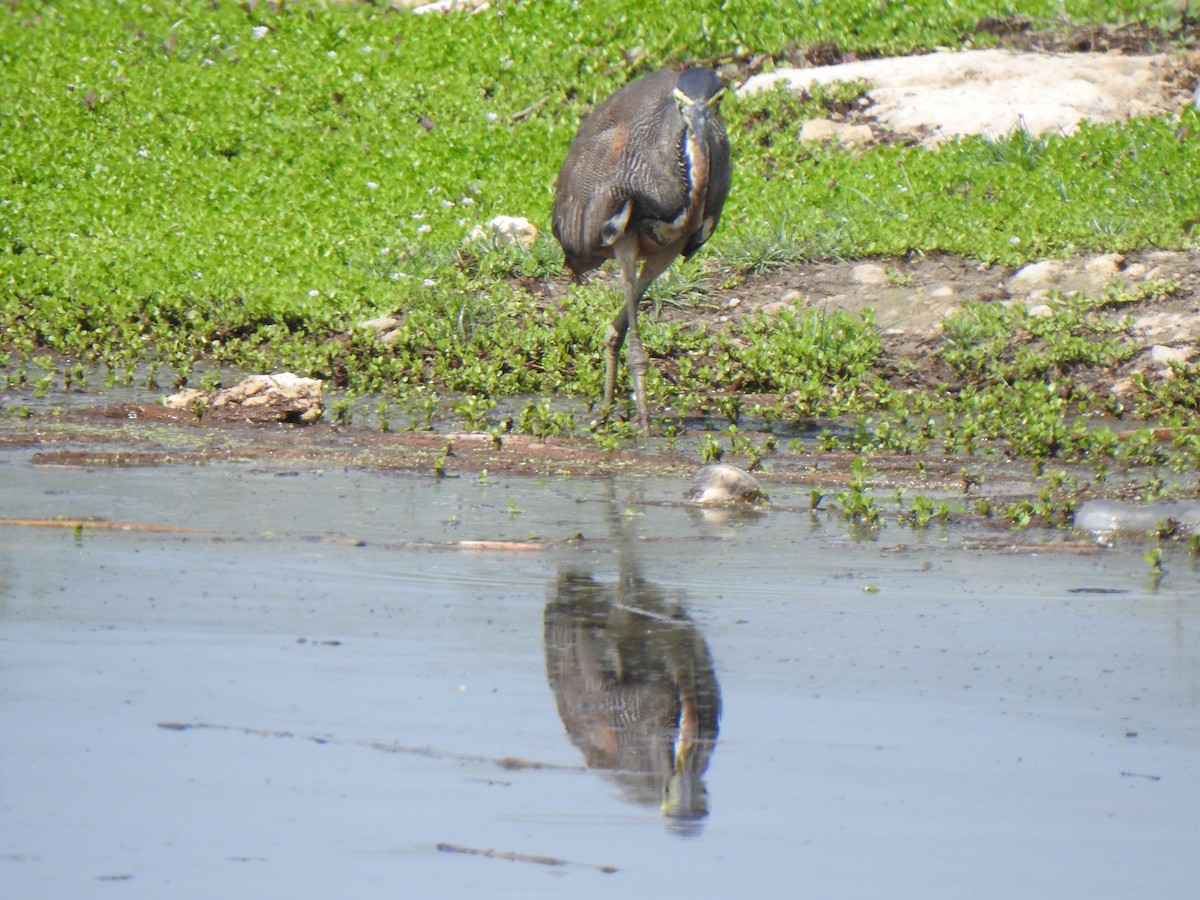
xmin=642 ymin=128 xmax=712 ymax=248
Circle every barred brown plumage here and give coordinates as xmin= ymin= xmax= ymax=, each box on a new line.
xmin=552 ymin=67 xmax=731 ymax=434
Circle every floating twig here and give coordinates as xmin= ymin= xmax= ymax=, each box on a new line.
xmin=510 ymin=95 xmax=549 ymax=122
xmin=436 ymin=842 xmax=617 ymax=874
xmin=0 ymin=518 xmax=192 ymax=532
xmin=445 ymin=540 xmax=549 ymax=551
xmin=1120 ymin=770 xmax=1163 ymax=781
xmin=156 ymin=721 xmax=584 ymax=772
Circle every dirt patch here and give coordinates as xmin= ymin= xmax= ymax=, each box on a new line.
xmin=636 ymin=246 xmax=1199 ymax=401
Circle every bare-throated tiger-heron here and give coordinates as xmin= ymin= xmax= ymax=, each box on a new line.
xmin=552 ymin=67 xmax=732 ymax=434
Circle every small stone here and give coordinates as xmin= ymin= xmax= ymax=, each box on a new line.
xmin=1026 ymin=304 xmax=1054 ymax=318
xmin=760 ymin=301 xmax=790 ymax=316
xmin=1123 ymin=263 xmax=1148 ymax=279
xmin=1006 ymin=260 xmax=1064 ymax=294
xmin=468 ymin=215 xmax=538 ymax=249
xmin=799 ymin=118 xmax=874 ymax=146
xmin=162 ymin=388 xmax=208 ymax=409
xmin=851 ymin=263 xmax=888 ymax=286
xmin=1083 ymin=253 xmax=1124 ymax=280
xmin=777 ymin=288 xmax=804 ymax=304
xmin=357 ymin=316 xmax=401 ymax=334
xmin=928 ymin=285 xmax=955 ymax=299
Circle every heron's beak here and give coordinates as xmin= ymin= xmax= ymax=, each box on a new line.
xmin=661 ymin=739 xmax=709 ymax=819
xmin=673 ymin=86 xmax=726 ymax=111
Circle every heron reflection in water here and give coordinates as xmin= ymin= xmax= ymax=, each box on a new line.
xmin=543 ymin=491 xmax=721 ymax=833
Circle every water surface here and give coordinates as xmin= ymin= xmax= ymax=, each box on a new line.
xmin=2 ymin=458 xmax=1197 ymax=898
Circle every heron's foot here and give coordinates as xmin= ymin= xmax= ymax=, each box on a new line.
xmin=626 ymin=360 xmax=652 ymax=437
xmin=587 ymin=402 xmax=615 ymax=433
xmin=587 ymin=399 xmax=657 ymax=436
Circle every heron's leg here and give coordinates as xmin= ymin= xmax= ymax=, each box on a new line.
xmin=608 ymin=241 xmax=682 ymax=434
xmin=598 ymin=202 xmax=635 ymax=415
xmin=613 ymin=239 xmax=652 ymax=434
xmin=602 ymin=304 xmax=629 ymax=413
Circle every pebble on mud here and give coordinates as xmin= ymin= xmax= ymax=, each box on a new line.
xmin=163 ymin=373 xmax=324 ymax=425
xmin=687 ymin=464 xmax=768 ymax=506
xmin=851 ymin=263 xmax=889 ymax=286
xmin=1006 ymin=260 xmax=1065 ymax=293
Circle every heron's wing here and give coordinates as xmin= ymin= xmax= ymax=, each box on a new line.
xmin=552 ymin=70 xmax=689 ymax=273
xmin=552 ymin=119 xmax=635 ymax=276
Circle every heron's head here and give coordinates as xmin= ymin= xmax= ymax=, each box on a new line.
xmin=673 ymin=68 xmax=725 ymax=133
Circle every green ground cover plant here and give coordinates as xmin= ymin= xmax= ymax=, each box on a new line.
xmin=3 ymin=0 xmax=1199 ymax=505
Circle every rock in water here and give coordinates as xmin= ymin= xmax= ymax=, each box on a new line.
xmin=687 ymin=464 xmax=768 ymax=505
xmin=164 ymin=373 xmax=324 ymax=424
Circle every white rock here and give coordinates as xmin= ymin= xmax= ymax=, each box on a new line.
xmin=851 ymin=263 xmax=888 ymax=286
xmin=162 ymin=388 xmax=208 ymax=409
xmin=1149 ymin=344 xmax=1195 ymax=366
xmin=469 ymin=215 xmax=539 ymax=249
xmin=1006 ymin=260 xmax=1064 ymax=293
xmin=739 ymin=49 xmax=1182 ymax=147
xmin=1083 ymin=253 xmax=1124 ymax=280
xmin=166 ymin=373 xmax=325 ymax=424
xmin=409 ymin=0 xmax=489 ymax=13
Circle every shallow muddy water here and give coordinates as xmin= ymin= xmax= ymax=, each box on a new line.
xmin=2 ymin=453 xmax=1198 ymax=898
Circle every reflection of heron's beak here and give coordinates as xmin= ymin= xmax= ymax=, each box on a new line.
xmin=661 ymin=733 xmax=708 ymax=819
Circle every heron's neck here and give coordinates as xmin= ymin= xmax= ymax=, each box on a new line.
xmin=680 ymin=121 xmax=711 ymax=224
